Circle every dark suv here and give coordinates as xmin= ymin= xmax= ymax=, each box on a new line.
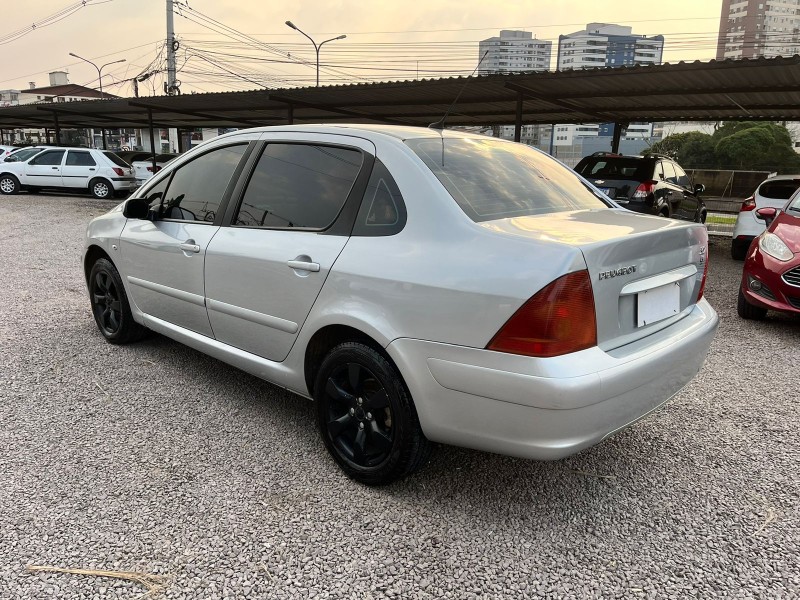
xmin=575 ymin=153 xmax=706 ymax=222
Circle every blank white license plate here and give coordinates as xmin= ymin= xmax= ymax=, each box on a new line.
xmin=637 ymin=282 xmax=680 ymax=327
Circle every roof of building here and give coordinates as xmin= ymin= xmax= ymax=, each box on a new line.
xmin=0 ymin=55 xmax=799 ymax=130
xmin=24 ymin=84 xmax=117 ymax=100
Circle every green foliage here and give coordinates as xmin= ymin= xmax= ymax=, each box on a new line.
xmin=647 ymin=122 xmax=800 ymax=172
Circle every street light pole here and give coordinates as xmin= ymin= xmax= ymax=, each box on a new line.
xmin=68 ymin=53 xmax=126 ymax=95
xmin=285 ymin=21 xmax=345 ymax=87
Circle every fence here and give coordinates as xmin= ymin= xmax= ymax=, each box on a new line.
xmin=689 ymin=170 xmax=771 ymax=237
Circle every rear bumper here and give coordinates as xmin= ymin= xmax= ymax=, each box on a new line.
xmin=386 ymin=299 xmax=718 ymax=460
xmin=111 ymin=177 xmax=139 ymax=190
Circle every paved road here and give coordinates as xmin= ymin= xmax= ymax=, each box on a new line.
xmin=1 ymin=194 xmax=798 ymax=599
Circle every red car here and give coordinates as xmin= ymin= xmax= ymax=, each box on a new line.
xmin=738 ymin=195 xmax=800 ymax=320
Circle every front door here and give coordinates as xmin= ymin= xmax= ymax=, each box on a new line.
xmin=119 ymin=142 xmax=250 ymax=336
xmin=205 ymin=136 xmax=373 ymax=361
xmin=23 ymin=149 xmax=65 ymax=188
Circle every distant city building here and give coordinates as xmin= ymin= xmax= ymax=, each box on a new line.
xmin=716 ymin=0 xmax=800 ymax=60
xmin=556 ymin=23 xmax=663 ymax=70
xmin=478 ymin=30 xmax=552 ymax=74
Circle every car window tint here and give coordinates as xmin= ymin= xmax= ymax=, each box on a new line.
xmin=673 ymin=164 xmax=691 ymax=188
xmin=235 ymin=143 xmax=362 ymax=229
xmin=30 ymin=150 xmax=65 ymax=166
xmin=661 ymin=161 xmax=677 ymax=184
xmin=66 ymin=151 xmax=96 ymax=167
xmin=104 ymin=151 xmax=132 ymax=168
xmin=144 ymin=177 xmax=169 ymax=209
xmin=575 ymin=157 xmax=650 ymax=180
xmin=161 ymin=144 xmax=247 ymax=222
xmin=5 ymin=148 xmax=42 ymax=162
xmin=655 ymin=161 xmax=666 ymax=181
xmin=759 ymin=180 xmax=800 ymax=200
xmin=408 ymin=138 xmax=607 ymax=222
xmin=353 ymin=159 xmax=407 ymax=236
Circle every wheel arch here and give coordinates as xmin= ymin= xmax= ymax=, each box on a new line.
xmin=84 ymin=244 xmax=113 ymax=285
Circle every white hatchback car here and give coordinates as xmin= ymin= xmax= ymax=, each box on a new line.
xmin=83 ymin=125 xmax=718 ymax=484
xmin=731 ymin=175 xmax=800 ymax=260
xmin=0 ymin=147 xmax=138 ymax=199
xmin=131 ymin=153 xmax=179 ymax=184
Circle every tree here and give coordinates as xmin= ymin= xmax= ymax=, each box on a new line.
xmin=647 ymin=131 xmax=716 ymax=168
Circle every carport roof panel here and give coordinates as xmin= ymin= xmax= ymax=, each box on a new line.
xmin=2 ymin=55 xmax=800 ymax=129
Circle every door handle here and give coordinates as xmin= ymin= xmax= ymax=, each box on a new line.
xmin=179 ymin=240 xmax=201 ymax=253
xmin=89 ymin=168 xmax=95 ymax=171
xmin=52 ymin=167 xmax=58 ymax=170
xmin=287 ymin=259 xmax=320 ymax=272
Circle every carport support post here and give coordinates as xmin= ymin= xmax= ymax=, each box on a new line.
xmin=54 ymin=113 xmax=62 ymax=146
xmin=45 ymin=129 xmax=51 ymax=144
xmin=287 ymin=105 xmax=294 ymax=125
xmin=611 ymin=121 xmax=627 ymax=154
xmin=148 ymin=109 xmax=157 ymax=174
xmin=514 ymin=91 xmax=523 ymax=143
xmin=101 ymin=128 xmax=108 ymax=150
xmin=177 ymin=128 xmax=185 ymax=153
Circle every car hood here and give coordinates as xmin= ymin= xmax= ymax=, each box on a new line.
xmin=770 ymin=212 xmax=800 ymax=253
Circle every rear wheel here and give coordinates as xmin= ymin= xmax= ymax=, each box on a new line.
xmin=737 ymin=288 xmax=767 ymax=320
xmin=0 ymin=174 xmax=19 ymax=195
xmin=88 ymin=258 xmax=148 ymax=344
xmin=314 ymin=342 xmax=432 ymax=485
xmin=90 ymin=178 xmax=113 ymax=199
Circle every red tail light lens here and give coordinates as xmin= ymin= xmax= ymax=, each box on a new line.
xmin=740 ymin=196 xmax=756 ymax=211
xmin=697 ymin=229 xmax=710 ymax=301
xmin=633 ymin=180 xmax=657 ymax=199
xmin=112 ymin=167 xmax=124 ymax=176
xmin=146 ymin=165 xmax=161 ymax=173
xmin=487 ymin=270 xmax=597 ymax=358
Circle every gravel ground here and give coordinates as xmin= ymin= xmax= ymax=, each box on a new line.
xmin=1 ymin=193 xmax=798 ymax=599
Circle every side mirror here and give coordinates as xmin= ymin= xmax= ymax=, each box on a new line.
xmin=756 ymin=207 xmax=777 ymax=227
xmin=694 ymin=183 xmax=705 ymax=194
xmin=123 ymin=197 xmax=150 ymax=220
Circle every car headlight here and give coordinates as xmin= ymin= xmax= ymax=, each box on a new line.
xmin=758 ymin=232 xmax=794 ymax=262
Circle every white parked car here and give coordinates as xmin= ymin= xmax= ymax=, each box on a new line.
xmin=0 ymin=147 xmax=138 ymax=199
xmin=83 ymin=125 xmax=718 ymax=484
xmin=131 ymin=153 xmax=178 ymax=183
xmin=731 ymin=174 xmax=800 ymax=260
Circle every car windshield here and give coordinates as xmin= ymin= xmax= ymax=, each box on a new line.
xmin=759 ymin=180 xmax=800 ymax=200
xmin=574 ymin=157 xmax=650 ymax=180
xmin=406 ymin=137 xmax=609 ymax=222
xmin=104 ymin=151 xmax=132 ymax=168
xmin=5 ymin=148 xmax=44 ymax=162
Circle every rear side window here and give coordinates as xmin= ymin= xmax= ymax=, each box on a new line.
xmin=161 ymin=144 xmax=247 ymax=222
xmin=575 ymin=157 xmax=650 ymax=180
xmin=29 ymin=150 xmax=64 ymax=166
xmin=408 ymin=137 xmax=607 ymax=222
xmin=234 ymin=143 xmax=362 ymax=229
xmin=352 ymin=159 xmax=406 ymax=236
xmin=66 ymin=151 xmax=96 ymax=167
xmin=661 ymin=161 xmax=677 ymax=184
xmin=759 ymin=180 xmax=800 ymax=200
xmin=104 ymin=152 xmax=132 ymax=168
xmin=673 ymin=163 xmax=691 ymax=188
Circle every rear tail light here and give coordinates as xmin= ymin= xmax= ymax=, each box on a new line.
xmin=112 ymin=167 xmax=124 ymax=176
xmin=740 ymin=196 xmax=756 ymax=211
xmin=146 ymin=165 xmax=162 ymax=173
xmin=487 ymin=270 xmax=597 ymax=358
xmin=697 ymin=229 xmax=710 ymax=301
xmin=633 ymin=180 xmax=657 ymax=199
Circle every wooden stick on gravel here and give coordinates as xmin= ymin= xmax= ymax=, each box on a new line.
xmin=26 ymin=566 xmax=166 ymax=598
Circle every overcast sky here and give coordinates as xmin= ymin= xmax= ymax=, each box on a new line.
xmin=2 ymin=0 xmax=722 ymax=96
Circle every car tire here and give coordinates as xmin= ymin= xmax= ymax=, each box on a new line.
xmin=88 ymin=258 xmax=148 ymax=344
xmin=90 ymin=178 xmax=113 ymax=199
xmin=737 ymin=288 xmax=767 ymax=320
xmin=0 ymin=174 xmax=19 ymax=195
xmin=314 ymin=341 xmax=432 ymax=485
xmin=731 ymin=239 xmax=749 ymax=261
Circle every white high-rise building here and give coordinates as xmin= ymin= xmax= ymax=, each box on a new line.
xmin=479 ymin=30 xmax=552 ymax=74
xmin=717 ymin=0 xmax=800 ymax=60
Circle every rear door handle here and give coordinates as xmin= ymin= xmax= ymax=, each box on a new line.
xmin=52 ymin=167 xmax=58 ymax=170
xmin=179 ymin=241 xmax=201 ymax=253
xmin=287 ymin=260 xmax=320 ymax=272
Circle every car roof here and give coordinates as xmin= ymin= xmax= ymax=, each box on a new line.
xmin=761 ymin=174 xmax=800 ymax=182
xmin=218 ymin=123 xmax=496 ymax=143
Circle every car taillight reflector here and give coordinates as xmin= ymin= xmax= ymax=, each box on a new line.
xmin=697 ymin=229 xmax=710 ymax=301
xmin=633 ymin=180 xmax=657 ymax=199
xmin=112 ymin=167 xmax=124 ymax=176
xmin=740 ymin=196 xmax=756 ymax=211
xmin=487 ymin=270 xmax=597 ymax=358
xmin=147 ymin=165 xmax=161 ymax=173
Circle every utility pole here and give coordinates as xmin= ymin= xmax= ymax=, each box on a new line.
xmin=166 ymin=0 xmax=178 ymax=95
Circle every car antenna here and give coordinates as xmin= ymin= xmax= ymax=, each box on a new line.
xmin=428 ymin=50 xmax=489 ymax=131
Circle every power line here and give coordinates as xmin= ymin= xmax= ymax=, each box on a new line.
xmin=0 ymin=0 xmax=115 ymax=46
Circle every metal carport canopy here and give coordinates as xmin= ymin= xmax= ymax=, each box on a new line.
xmin=2 ymin=55 xmax=800 ymax=130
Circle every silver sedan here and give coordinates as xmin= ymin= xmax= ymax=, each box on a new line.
xmin=83 ymin=125 xmax=718 ymax=485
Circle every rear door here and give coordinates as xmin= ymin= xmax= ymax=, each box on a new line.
xmin=673 ymin=162 xmax=700 ymax=221
xmin=204 ymin=133 xmax=374 ymax=361
xmin=23 ymin=149 xmax=65 ymax=188
xmin=62 ymin=150 xmax=96 ymax=189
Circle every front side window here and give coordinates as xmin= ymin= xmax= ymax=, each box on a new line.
xmin=29 ymin=150 xmax=65 ymax=166
xmin=66 ymin=151 xmax=96 ymax=167
xmin=408 ymin=137 xmax=608 ymax=222
xmin=160 ymin=144 xmax=247 ymax=222
xmin=5 ymin=148 xmax=43 ymax=163
xmin=235 ymin=143 xmax=362 ymax=229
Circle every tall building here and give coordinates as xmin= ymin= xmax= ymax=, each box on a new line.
xmin=557 ymin=23 xmax=664 ymax=70
xmin=716 ymin=0 xmax=800 ymax=60
xmin=478 ymin=30 xmax=552 ymax=74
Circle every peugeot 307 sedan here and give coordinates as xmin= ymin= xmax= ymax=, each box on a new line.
xmin=83 ymin=125 xmax=719 ymax=485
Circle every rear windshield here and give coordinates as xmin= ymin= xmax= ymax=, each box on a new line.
xmin=406 ymin=137 xmax=609 ymax=222
xmin=155 ymin=154 xmax=178 ymax=162
xmin=758 ymin=180 xmax=800 ymax=200
xmin=575 ymin=157 xmax=650 ymax=180
xmin=104 ymin=151 xmax=132 ymax=168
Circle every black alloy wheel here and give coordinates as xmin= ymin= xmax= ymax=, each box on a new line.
xmin=315 ymin=342 xmax=431 ymax=485
xmin=88 ymin=258 xmax=148 ymax=344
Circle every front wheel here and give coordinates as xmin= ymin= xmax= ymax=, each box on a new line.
xmin=0 ymin=174 xmax=19 ymax=195
xmin=88 ymin=258 xmax=148 ymax=344
xmin=314 ymin=342 xmax=432 ymax=485
xmin=90 ymin=178 xmax=113 ymax=199
xmin=737 ymin=288 xmax=767 ymax=321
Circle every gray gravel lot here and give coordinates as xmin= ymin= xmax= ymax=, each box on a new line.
xmin=1 ymin=193 xmax=798 ymax=599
